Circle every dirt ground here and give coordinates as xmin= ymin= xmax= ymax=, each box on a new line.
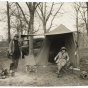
xmin=0 ymin=47 xmax=88 ymax=86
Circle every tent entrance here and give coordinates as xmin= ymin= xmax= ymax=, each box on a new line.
xmin=48 ymin=34 xmax=66 ymax=63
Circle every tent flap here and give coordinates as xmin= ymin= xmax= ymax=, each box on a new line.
xmin=36 ymin=37 xmax=50 ymax=65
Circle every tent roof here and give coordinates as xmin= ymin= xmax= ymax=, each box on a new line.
xmin=21 ymin=34 xmax=43 ymax=37
xmin=45 ymin=24 xmax=76 ymax=35
xmin=21 ymin=24 xmax=76 ymax=37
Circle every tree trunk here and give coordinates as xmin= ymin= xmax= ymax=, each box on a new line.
xmin=76 ymin=11 xmax=79 ymax=44
xmin=29 ymin=12 xmax=34 ymax=55
xmin=43 ymin=22 xmax=46 ymax=33
xmin=20 ymin=19 xmax=23 ymax=35
xmin=7 ymin=1 xmax=11 ymax=43
xmin=76 ymin=9 xmax=80 ymax=68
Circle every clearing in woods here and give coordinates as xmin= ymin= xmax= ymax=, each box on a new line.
xmin=0 ymin=46 xmax=88 ymax=86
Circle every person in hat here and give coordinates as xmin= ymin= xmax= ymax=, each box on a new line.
xmin=8 ymin=34 xmax=21 ymax=76
xmin=54 ymin=47 xmax=69 ymax=77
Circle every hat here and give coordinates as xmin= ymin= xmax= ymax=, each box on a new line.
xmin=60 ymin=47 xmax=66 ymax=50
xmin=14 ymin=34 xmax=19 ymax=38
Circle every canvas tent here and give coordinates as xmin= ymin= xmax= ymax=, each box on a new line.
xmin=36 ymin=24 xmax=80 ymax=67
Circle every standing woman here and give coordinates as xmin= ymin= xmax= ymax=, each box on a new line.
xmin=8 ymin=34 xmax=21 ymax=76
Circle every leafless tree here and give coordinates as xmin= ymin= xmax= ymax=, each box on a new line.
xmin=70 ymin=2 xmax=82 ymax=67
xmin=74 ymin=2 xmax=88 ymax=36
xmin=73 ymin=2 xmax=81 ymax=43
xmin=36 ymin=2 xmax=64 ymax=33
xmin=7 ymin=1 xmax=11 ymax=43
xmin=10 ymin=3 xmax=28 ymax=34
xmin=16 ymin=2 xmax=40 ymax=56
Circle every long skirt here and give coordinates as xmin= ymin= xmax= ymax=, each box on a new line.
xmin=12 ymin=50 xmax=20 ymax=60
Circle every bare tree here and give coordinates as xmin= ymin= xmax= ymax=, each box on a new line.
xmin=11 ymin=3 xmax=28 ymax=34
xmin=70 ymin=2 xmax=81 ymax=67
xmin=7 ymin=1 xmax=11 ymax=43
xmin=75 ymin=2 xmax=88 ymax=36
xmin=36 ymin=2 xmax=64 ymax=33
xmin=73 ymin=2 xmax=81 ymax=43
xmin=26 ymin=2 xmax=40 ymax=55
xmin=16 ymin=2 xmax=40 ymax=56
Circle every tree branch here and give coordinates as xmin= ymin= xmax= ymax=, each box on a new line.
xmin=79 ymin=9 xmax=86 ymax=23
xmin=10 ymin=8 xmax=17 ymax=16
xmin=33 ymin=2 xmax=37 ymax=11
xmin=36 ymin=9 xmax=43 ymax=22
xmin=27 ymin=2 xmax=32 ymax=12
xmin=46 ymin=2 xmax=54 ymax=22
xmin=26 ymin=2 xmax=30 ymax=9
xmin=35 ymin=2 xmax=41 ymax=9
xmin=47 ymin=2 xmax=64 ymax=32
xmin=38 ymin=3 xmax=43 ymax=17
xmin=33 ymin=24 xmax=41 ymax=33
xmin=16 ymin=2 xmax=28 ymax=24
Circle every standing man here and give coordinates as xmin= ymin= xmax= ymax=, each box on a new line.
xmin=8 ymin=34 xmax=21 ymax=75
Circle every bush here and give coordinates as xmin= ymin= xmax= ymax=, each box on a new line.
xmin=0 ymin=41 xmax=9 ymax=47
